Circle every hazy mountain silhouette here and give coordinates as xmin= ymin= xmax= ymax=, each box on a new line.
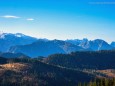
xmin=0 ymin=33 xmax=37 ymax=52
xmin=9 ymin=40 xmax=85 ymax=57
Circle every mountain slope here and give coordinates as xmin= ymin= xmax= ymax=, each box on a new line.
xmin=67 ymin=39 xmax=113 ymax=51
xmin=0 ymin=33 xmax=37 ymax=52
xmin=9 ymin=40 xmax=84 ymax=57
xmin=66 ymin=39 xmax=82 ymax=45
xmin=0 ymin=52 xmax=30 ymax=58
xmin=42 ymin=50 xmax=115 ymax=70
xmin=0 ymin=33 xmax=114 ymax=57
xmin=0 ymin=58 xmax=94 ymax=86
xmin=81 ymin=39 xmax=113 ymax=50
xmin=111 ymin=42 xmax=115 ymax=48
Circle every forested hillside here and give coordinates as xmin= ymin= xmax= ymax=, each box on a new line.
xmin=0 ymin=50 xmax=115 ymax=86
xmin=43 ymin=50 xmax=115 ymax=70
xmin=0 ymin=57 xmax=94 ymax=86
xmin=78 ymin=78 xmax=115 ymax=86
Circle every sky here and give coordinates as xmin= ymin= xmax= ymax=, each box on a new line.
xmin=0 ymin=0 xmax=115 ymax=43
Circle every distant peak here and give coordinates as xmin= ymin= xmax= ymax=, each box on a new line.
xmin=82 ymin=38 xmax=88 ymax=42
xmin=15 ymin=33 xmax=25 ymax=37
xmin=0 ymin=32 xmax=9 ymax=39
xmin=83 ymin=38 xmax=88 ymax=40
xmin=0 ymin=32 xmax=26 ymax=39
xmin=93 ymin=39 xmax=105 ymax=42
xmin=94 ymin=39 xmax=103 ymax=41
xmin=0 ymin=32 xmax=7 ymax=35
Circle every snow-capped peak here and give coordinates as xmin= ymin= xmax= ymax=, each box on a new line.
xmin=15 ymin=33 xmax=25 ymax=37
xmin=0 ymin=32 xmax=8 ymax=39
xmin=0 ymin=32 xmax=26 ymax=39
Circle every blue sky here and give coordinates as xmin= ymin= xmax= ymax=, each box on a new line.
xmin=0 ymin=0 xmax=115 ymax=43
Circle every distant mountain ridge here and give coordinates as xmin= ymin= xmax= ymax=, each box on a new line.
xmin=9 ymin=40 xmax=85 ymax=57
xmin=0 ymin=33 xmax=38 ymax=52
xmin=66 ymin=39 xmax=113 ymax=51
xmin=0 ymin=32 xmax=114 ymax=57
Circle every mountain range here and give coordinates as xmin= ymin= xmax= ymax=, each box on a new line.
xmin=66 ymin=39 xmax=113 ymax=51
xmin=0 ymin=33 xmax=37 ymax=52
xmin=0 ymin=33 xmax=115 ymax=86
xmin=0 ymin=33 xmax=114 ymax=57
xmin=9 ymin=40 xmax=85 ymax=57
